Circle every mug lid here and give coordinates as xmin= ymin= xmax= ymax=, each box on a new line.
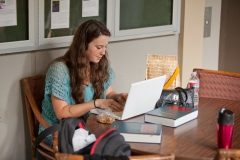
xmin=217 ymin=108 xmax=234 ymax=125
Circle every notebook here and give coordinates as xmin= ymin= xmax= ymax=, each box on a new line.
xmin=91 ymin=75 xmax=166 ymax=120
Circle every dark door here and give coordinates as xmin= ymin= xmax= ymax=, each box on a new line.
xmin=218 ymin=0 xmax=240 ymax=73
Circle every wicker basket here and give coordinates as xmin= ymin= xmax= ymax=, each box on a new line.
xmin=146 ymin=54 xmax=181 ymax=89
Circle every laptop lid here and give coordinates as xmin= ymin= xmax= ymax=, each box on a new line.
xmin=118 ymin=75 xmax=166 ymax=120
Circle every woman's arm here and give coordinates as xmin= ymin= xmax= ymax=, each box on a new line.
xmin=51 ymin=94 xmax=95 ymax=120
xmin=52 ymin=88 xmax=125 ymax=120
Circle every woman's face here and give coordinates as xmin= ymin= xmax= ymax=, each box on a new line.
xmin=85 ymin=35 xmax=109 ymax=63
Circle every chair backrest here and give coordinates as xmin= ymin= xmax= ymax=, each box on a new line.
xmin=214 ymin=149 xmax=240 ymax=160
xmin=21 ymin=75 xmax=55 ymax=159
xmin=146 ymin=54 xmax=180 ymax=89
xmin=21 ymin=75 xmax=47 ymax=138
xmin=55 ymin=153 xmax=175 ymax=160
xmin=193 ymin=68 xmax=240 ymax=101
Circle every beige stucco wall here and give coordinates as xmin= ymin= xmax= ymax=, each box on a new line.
xmin=179 ymin=0 xmax=205 ymax=87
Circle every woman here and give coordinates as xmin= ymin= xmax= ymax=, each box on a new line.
xmin=39 ymin=20 xmax=127 ymax=146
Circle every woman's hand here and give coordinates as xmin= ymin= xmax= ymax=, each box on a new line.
xmin=105 ymin=85 xmax=128 ymax=111
xmin=94 ymin=99 xmax=123 ymax=112
xmin=115 ymin=92 xmax=128 ymax=105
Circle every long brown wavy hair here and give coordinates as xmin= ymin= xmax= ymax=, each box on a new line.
xmin=51 ymin=20 xmax=111 ymax=104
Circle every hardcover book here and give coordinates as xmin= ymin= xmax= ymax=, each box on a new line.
xmin=144 ymin=105 xmax=198 ymax=127
xmin=173 ymin=119 xmax=198 ymax=135
xmin=110 ymin=121 xmax=162 ymax=143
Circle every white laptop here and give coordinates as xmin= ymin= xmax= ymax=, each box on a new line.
xmin=91 ymin=75 xmax=166 ymax=120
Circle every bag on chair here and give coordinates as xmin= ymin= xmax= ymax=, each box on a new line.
xmin=35 ymin=117 xmax=131 ymax=157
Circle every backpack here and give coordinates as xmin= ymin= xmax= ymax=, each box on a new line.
xmin=35 ymin=117 xmax=131 ymax=157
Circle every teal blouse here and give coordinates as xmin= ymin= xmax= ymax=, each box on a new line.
xmin=39 ymin=62 xmax=114 ymax=135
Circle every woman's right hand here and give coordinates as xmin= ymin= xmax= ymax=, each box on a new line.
xmin=94 ymin=99 xmax=123 ymax=112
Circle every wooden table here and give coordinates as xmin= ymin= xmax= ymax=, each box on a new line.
xmin=87 ymin=97 xmax=240 ymax=159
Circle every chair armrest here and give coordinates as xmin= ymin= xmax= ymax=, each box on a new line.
xmin=55 ymin=153 xmax=84 ymax=160
xmin=214 ymin=149 xmax=240 ymax=160
xmin=28 ymin=96 xmax=50 ymax=129
xmin=32 ymin=137 xmax=54 ymax=152
xmin=38 ymin=148 xmax=55 ymax=160
xmin=53 ymin=132 xmax=59 ymax=153
xmin=129 ymin=154 xmax=175 ymax=160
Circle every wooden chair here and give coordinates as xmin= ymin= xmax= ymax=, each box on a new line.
xmin=214 ymin=149 xmax=240 ymax=160
xmin=55 ymin=153 xmax=175 ymax=160
xmin=146 ymin=54 xmax=180 ymax=89
xmin=193 ymin=68 xmax=240 ymax=101
xmin=21 ymin=75 xmax=58 ymax=160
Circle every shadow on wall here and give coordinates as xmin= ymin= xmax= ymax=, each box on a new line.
xmin=35 ymin=48 xmax=67 ymax=75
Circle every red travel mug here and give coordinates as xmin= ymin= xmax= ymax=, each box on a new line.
xmin=217 ymin=108 xmax=234 ymax=149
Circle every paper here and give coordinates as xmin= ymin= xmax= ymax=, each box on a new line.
xmin=72 ymin=128 xmax=96 ymax=152
xmin=51 ymin=0 xmax=70 ymax=29
xmin=0 ymin=0 xmax=17 ymax=27
xmin=82 ymin=0 xmax=99 ymax=17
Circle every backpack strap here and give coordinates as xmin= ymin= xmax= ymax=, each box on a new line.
xmin=35 ymin=117 xmax=87 ymax=154
xmin=35 ymin=123 xmax=62 ymax=152
xmin=90 ymin=128 xmax=131 ymax=157
xmin=90 ymin=128 xmax=116 ymax=155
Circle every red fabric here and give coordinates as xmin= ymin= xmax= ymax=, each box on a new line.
xmin=78 ymin=122 xmax=85 ymax=129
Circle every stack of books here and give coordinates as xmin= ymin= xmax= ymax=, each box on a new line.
xmin=110 ymin=105 xmax=198 ymax=143
xmin=144 ymin=105 xmax=198 ymax=127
